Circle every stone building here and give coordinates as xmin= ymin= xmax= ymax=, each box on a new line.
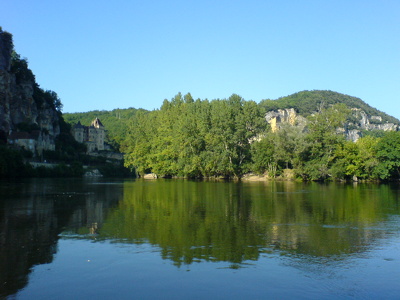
xmin=7 ymin=130 xmax=56 ymax=155
xmin=72 ymin=118 xmax=105 ymax=152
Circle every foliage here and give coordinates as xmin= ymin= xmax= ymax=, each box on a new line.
xmin=374 ymin=131 xmax=400 ymax=180
xmin=119 ymin=93 xmax=400 ymax=182
xmin=331 ymin=136 xmax=380 ymax=180
xmin=97 ymin=161 xmax=133 ymax=177
xmin=33 ymin=86 xmax=63 ymax=112
xmin=52 ymin=115 xmax=87 ymax=161
xmin=10 ymin=52 xmax=35 ymax=84
xmin=0 ymin=146 xmax=31 ymax=178
xmin=298 ymin=104 xmax=350 ymax=180
xmin=124 ymin=94 xmax=266 ymax=178
xmin=250 ymin=125 xmax=308 ymax=177
xmin=10 ymin=48 xmax=63 ymax=112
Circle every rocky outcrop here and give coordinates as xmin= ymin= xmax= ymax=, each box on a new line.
xmin=0 ymin=29 xmax=60 ymax=152
xmin=84 ymin=169 xmax=103 ymax=177
xmin=345 ymin=109 xmax=398 ymax=141
xmin=265 ymin=107 xmax=399 ymax=142
xmin=265 ymin=108 xmax=307 ymax=132
xmin=350 ymin=109 xmax=398 ymax=132
xmin=143 ymin=173 xmax=158 ymax=179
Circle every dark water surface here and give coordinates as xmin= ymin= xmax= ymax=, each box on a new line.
xmin=1 ymin=178 xmax=400 ymax=299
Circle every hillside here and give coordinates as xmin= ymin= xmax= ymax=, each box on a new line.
xmin=260 ymin=90 xmax=399 ymax=124
xmin=64 ymin=92 xmax=400 ymax=181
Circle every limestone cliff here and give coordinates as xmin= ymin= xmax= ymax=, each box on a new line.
xmin=262 ymin=90 xmax=399 ymax=141
xmin=265 ymin=107 xmax=398 ymax=141
xmin=265 ymin=108 xmax=307 ymax=132
xmin=0 ymin=29 xmax=60 ymax=152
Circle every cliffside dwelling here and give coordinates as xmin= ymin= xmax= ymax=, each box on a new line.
xmin=72 ymin=118 xmax=106 ymax=152
xmin=7 ymin=130 xmax=55 ymax=155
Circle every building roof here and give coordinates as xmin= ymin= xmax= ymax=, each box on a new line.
xmin=73 ymin=121 xmax=85 ymax=128
xmin=91 ymin=117 xmax=104 ymax=128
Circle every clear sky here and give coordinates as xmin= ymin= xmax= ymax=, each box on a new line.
xmin=2 ymin=0 xmax=400 ymax=118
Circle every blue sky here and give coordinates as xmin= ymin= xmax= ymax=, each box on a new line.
xmin=2 ymin=0 xmax=400 ymax=119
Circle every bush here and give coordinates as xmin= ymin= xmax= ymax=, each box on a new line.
xmin=0 ymin=146 xmax=29 ymax=178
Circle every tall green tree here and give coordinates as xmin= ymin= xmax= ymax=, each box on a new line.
xmin=300 ymin=103 xmax=350 ymax=180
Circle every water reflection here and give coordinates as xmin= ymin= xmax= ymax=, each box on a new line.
xmin=1 ymin=179 xmax=400 ymax=298
xmin=101 ymin=181 xmax=400 ymax=266
xmin=0 ymin=178 xmax=123 ymax=298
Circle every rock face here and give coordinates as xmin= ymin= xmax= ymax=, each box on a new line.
xmin=265 ymin=107 xmax=399 ymax=141
xmin=0 ymin=29 xmax=60 ymax=152
xmin=350 ymin=109 xmax=398 ymax=132
xmin=265 ymin=108 xmax=307 ymax=132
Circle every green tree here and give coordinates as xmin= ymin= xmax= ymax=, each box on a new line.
xmin=123 ymin=94 xmax=266 ymax=179
xmin=301 ymin=103 xmax=350 ymax=180
xmin=331 ymin=136 xmax=380 ymax=180
xmin=250 ymin=134 xmax=278 ymax=177
xmin=374 ymin=131 xmax=400 ymax=180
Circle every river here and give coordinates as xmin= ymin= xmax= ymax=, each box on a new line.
xmin=1 ymin=178 xmax=399 ymax=299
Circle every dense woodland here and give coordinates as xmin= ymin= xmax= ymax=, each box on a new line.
xmin=118 ymin=92 xmax=400 ymax=181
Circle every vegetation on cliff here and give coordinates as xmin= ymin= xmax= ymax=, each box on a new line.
xmin=260 ymin=90 xmax=399 ymax=124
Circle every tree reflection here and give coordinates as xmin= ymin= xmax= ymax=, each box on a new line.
xmin=97 ymin=180 xmax=400 ymax=266
xmin=1 ymin=179 xmax=398 ymax=298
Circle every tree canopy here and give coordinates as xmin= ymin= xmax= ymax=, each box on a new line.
xmin=65 ymin=91 xmax=400 ymax=181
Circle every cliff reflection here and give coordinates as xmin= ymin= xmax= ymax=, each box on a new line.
xmin=97 ymin=180 xmax=400 ymax=266
xmin=0 ymin=179 xmax=123 ymax=298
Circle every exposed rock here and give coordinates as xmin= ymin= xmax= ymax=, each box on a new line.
xmin=371 ymin=115 xmax=382 ymax=122
xmin=143 ymin=173 xmax=158 ymax=179
xmin=265 ymin=108 xmax=307 ymax=132
xmin=0 ymin=29 xmax=60 ymax=153
xmin=266 ymin=107 xmax=398 ymax=142
xmin=84 ymin=169 xmax=103 ymax=177
xmin=346 ymin=129 xmax=362 ymax=142
xmin=241 ymin=173 xmax=267 ymax=181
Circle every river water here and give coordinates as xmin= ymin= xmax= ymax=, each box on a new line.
xmin=1 ymin=178 xmax=399 ymax=299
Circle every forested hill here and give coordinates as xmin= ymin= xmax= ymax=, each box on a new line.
xmin=63 ymin=108 xmax=146 ymax=150
xmin=63 ymin=92 xmax=400 ymax=181
xmin=260 ymin=90 xmax=399 ymax=124
xmin=64 ymin=90 xmax=399 ymax=151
